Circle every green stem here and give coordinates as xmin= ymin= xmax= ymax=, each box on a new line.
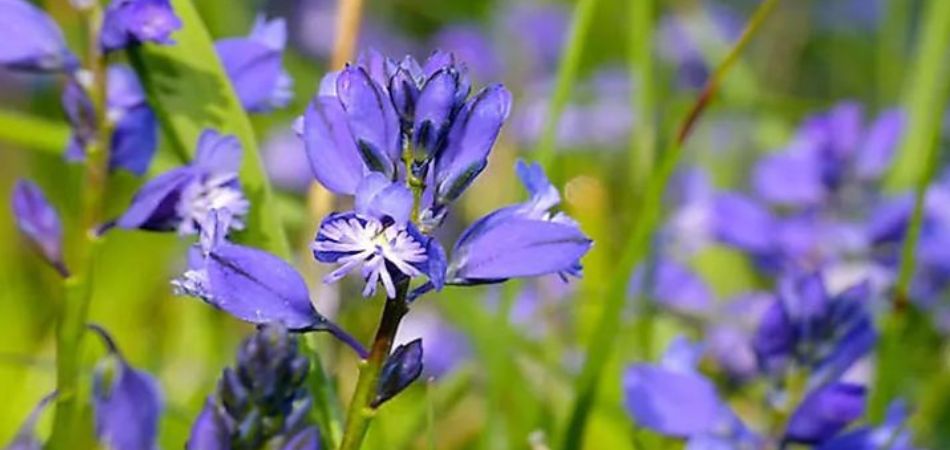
xmin=628 ymin=0 xmax=656 ymax=194
xmin=49 ymin=4 xmax=112 ymax=448
xmin=338 ymin=284 xmax=410 ymax=450
xmin=534 ymin=0 xmax=600 ymax=173
xmin=559 ymin=2 xmax=780 ymax=448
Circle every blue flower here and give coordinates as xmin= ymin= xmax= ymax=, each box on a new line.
xmin=818 ymin=400 xmax=917 ymax=450
xmin=445 ymin=160 xmax=591 ymax=285
xmin=373 ymin=339 xmax=424 ymax=407
xmin=64 ymin=65 xmax=158 ymax=175
xmin=395 ymin=308 xmax=470 ymax=378
xmin=629 ymin=258 xmax=714 ymax=316
xmin=187 ymin=324 xmax=323 ymax=450
xmin=216 ymin=16 xmax=293 ymax=113
xmin=0 ymin=0 xmax=77 ymax=72
xmin=100 ymin=0 xmax=182 ymax=52
xmin=313 ymin=174 xmax=446 ymax=299
xmin=11 ymin=179 xmax=67 ymax=276
xmin=116 ymin=129 xmax=249 ymax=235
xmin=88 ymin=325 xmax=163 ymax=450
xmin=785 ymin=382 xmax=866 ymax=445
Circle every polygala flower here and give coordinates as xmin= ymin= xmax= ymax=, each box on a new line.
xmin=89 ymin=325 xmax=163 ymax=450
xmin=0 ymin=0 xmax=77 ymax=72
xmin=217 ymin=16 xmax=293 ymax=113
xmin=373 ymin=339 xmax=424 ymax=407
xmin=64 ymin=65 xmax=159 ymax=175
xmin=3 ymin=392 xmax=57 ymax=450
xmin=11 ymin=180 xmax=68 ymax=276
xmin=187 ymin=324 xmax=322 ymax=450
xmin=116 ymin=129 xmax=250 ymax=235
xmin=100 ymin=0 xmax=182 ymax=52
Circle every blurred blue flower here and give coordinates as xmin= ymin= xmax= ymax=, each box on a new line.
xmin=629 ymin=258 xmax=714 ymax=316
xmin=0 ymin=0 xmax=77 ymax=72
xmin=656 ymin=3 xmax=742 ymax=89
xmin=64 ymin=65 xmax=158 ymax=175
xmin=3 ymin=392 xmax=57 ymax=450
xmin=431 ymin=24 xmax=501 ymax=81
xmin=116 ymin=129 xmax=249 ymax=235
xmin=446 ymin=160 xmax=591 ymax=285
xmin=818 ymin=400 xmax=917 ymax=450
xmin=12 ymin=179 xmax=67 ymax=276
xmin=216 ymin=16 xmax=293 ymax=113
xmin=100 ymin=0 xmax=182 ymax=52
xmin=785 ymin=382 xmax=866 ymax=445
xmin=499 ymin=2 xmax=568 ymax=76
xmin=262 ymin=127 xmax=313 ymax=193
xmin=395 ymin=308 xmax=470 ymax=378
xmin=89 ymin=325 xmax=163 ymax=450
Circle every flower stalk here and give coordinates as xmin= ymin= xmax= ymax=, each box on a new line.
xmin=339 ymin=281 xmax=410 ymax=450
xmin=49 ymin=4 xmax=113 ymax=448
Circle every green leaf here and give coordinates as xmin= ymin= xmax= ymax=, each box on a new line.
xmin=127 ymin=0 xmax=290 ymax=258
xmin=0 ymin=110 xmax=70 ymax=155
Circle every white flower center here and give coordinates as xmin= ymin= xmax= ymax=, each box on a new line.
xmin=176 ymin=174 xmax=250 ymax=235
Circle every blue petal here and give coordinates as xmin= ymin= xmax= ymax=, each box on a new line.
xmin=435 ymin=84 xmax=511 ymax=204
xmin=623 ymin=364 xmax=724 ymax=437
xmin=93 ymin=357 xmax=163 ymax=450
xmin=355 ymin=173 xmax=413 ymax=225
xmin=413 ymin=67 xmax=467 ymax=158
xmin=281 ymin=427 xmax=322 ymax=450
xmin=101 ymin=0 xmax=182 ymax=52
xmin=205 ymin=242 xmax=323 ymax=330
xmin=216 ymin=17 xmax=292 ymax=113
xmin=185 ymin=400 xmax=228 ymax=450
xmin=116 ymin=167 xmax=196 ymax=231
xmin=110 ymin=106 xmax=158 ymax=175
xmin=302 ymin=96 xmax=368 ymax=194
xmin=785 ymin=383 xmax=866 ymax=444
xmin=336 ymin=65 xmax=401 ymax=174
xmin=373 ymin=339 xmax=424 ymax=407
xmin=0 ymin=0 xmax=77 ymax=72
xmin=3 ymin=392 xmax=57 ymax=450
xmin=194 ymin=129 xmax=243 ymax=176
xmin=11 ymin=180 xmax=65 ymax=273
xmin=855 ymin=109 xmax=905 ymax=180
xmin=712 ymin=193 xmax=775 ymax=254
xmin=752 ymin=150 xmax=825 ymax=207
xmin=450 ymin=217 xmax=591 ymax=283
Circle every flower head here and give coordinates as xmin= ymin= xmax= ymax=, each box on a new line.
xmin=100 ymin=0 xmax=182 ymax=52
xmin=216 ymin=16 xmax=293 ymax=113
xmin=0 ymin=0 xmax=77 ymax=72
xmin=116 ymin=129 xmax=249 ymax=235
xmin=187 ymin=324 xmax=321 ymax=450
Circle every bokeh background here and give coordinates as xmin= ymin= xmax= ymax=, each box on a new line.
xmin=1 ymin=0 xmax=942 ymax=448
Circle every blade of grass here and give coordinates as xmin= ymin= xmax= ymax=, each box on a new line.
xmin=871 ymin=0 xmax=950 ymax=422
xmin=628 ymin=0 xmax=656 ymax=193
xmin=534 ymin=0 xmax=601 ymax=173
xmin=559 ymin=1 xmax=781 ymax=448
xmin=127 ymin=0 xmax=290 ymax=257
xmin=0 ymin=110 xmax=70 ymax=155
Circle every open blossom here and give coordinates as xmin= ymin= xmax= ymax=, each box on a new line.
xmin=446 ymin=160 xmax=592 ymax=284
xmin=116 ymin=129 xmax=249 ymax=235
xmin=0 ymin=0 xmax=77 ymax=72
xmin=100 ymin=0 xmax=182 ymax=52
xmin=313 ymin=173 xmax=445 ymax=299
xmin=64 ymin=65 xmax=158 ymax=175
xmin=216 ymin=16 xmax=293 ymax=113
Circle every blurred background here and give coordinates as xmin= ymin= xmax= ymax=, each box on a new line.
xmin=0 ymin=0 xmax=939 ymax=448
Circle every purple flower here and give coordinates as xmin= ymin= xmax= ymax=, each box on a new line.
xmin=818 ymin=400 xmax=917 ymax=450
xmin=431 ymin=24 xmax=501 ymax=81
xmin=262 ymin=128 xmax=313 ymax=192
xmin=313 ymin=174 xmax=446 ymax=299
xmin=446 ymin=160 xmax=591 ymax=284
xmin=216 ymin=16 xmax=293 ymax=113
xmin=4 ymin=392 xmax=57 ymax=450
xmin=64 ymin=65 xmax=158 ymax=175
xmin=373 ymin=339 xmax=424 ymax=407
xmin=116 ymin=129 xmax=249 ymax=235
xmin=100 ymin=0 xmax=182 ymax=52
xmin=623 ymin=338 xmax=727 ymax=437
xmin=300 ymin=50 xmax=510 ymax=207
xmin=629 ymin=258 xmax=714 ymax=316
xmin=89 ymin=325 xmax=162 ymax=450
xmin=0 ymin=0 xmax=77 ymax=72
xmin=11 ymin=179 xmax=67 ymax=276
xmin=711 ymin=192 xmax=775 ymax=255
xmin=785 ymin=382 xmax=866 ymax=445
